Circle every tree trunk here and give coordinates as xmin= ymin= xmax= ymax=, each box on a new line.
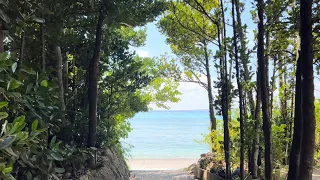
xmin=298 ymin=0 xmax=315 ymax=177
xmin=288 ymin=52 xmax=302 ymax=180
xmin=0 ymin=24 xmax=4 ymax=53
xmin=220 ymin=0 xmax=231 ymax=178
xmin=204 ymin=41 xmax=217 ymax=152
xmin=270 ymin=56 xmax=277 ymax=119
xmin=257 ymin=0 xmax=272 ymax=178
xmin=17 ymin=28 xmax=26 ymax=73
xmin=231 ymin=0 xmax=244 ymax=178
xmin=265 ymin=31 xmax=270 ymax=116
xmin=251 ymin=61 xmax=261 ymax=178
xmin=55 ymin=45 xmax=66 ymax=122
xmin=63 ymin=58 xmax=68 ymax=102
xmin=88 ymin=1 xmax=107 ymax=149
xmin=41 ymin=23 xmax=46 ymax=71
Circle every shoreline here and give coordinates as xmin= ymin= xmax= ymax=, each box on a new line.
xmin=126 ymin=158 xmax=198 ymax=170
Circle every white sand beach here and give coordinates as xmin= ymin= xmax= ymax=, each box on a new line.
xmin=127 ymin=158 xmax=198 ymax=170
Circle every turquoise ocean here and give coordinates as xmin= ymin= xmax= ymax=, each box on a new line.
xmin=122 ymin=110 xmax=211 ymax=159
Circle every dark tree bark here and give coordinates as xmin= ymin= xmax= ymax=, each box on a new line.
xmin=88 ymin=1 xmax=107 ymax=149
xmin=17 ymin=28 xmax=26 ymax=73
xmin=231 ymin=0 xmax=244 ymax=178
xmin=220 ymin=0 xmax=231 ymax=178
xmin=298 ymin=0 xmax=315 ymax=178
xmin=265 ymin=31 xmax=270 ymax=116
xmin=257 ymin=0 xmax=272 ymax=178
xmin=251 ymin=60 xmax=261 ymax=178
xmin=41 ymin=23 xmax=46 ymax=71
xmin=0 ymin=24 xmax=3 ymax=53
xmin=204 ymin=41 xmax=217 ymax=152
xmin=55 ymin=45 xmax=66 ymax=122
xmin=288 ymin=52 xmax=302 ymax=180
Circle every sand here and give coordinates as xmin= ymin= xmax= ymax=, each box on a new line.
xmin=127 ymin=158 xmax=196 ymax=180
xmin=127 ymin=158 xmax=198 ymax=170
xmin=130 ymin=170 xmax=193 ymax=180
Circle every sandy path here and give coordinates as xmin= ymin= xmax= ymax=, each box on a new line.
xmin=127 ymin=158 xmax=197 ymax=170
xmin=130 ymin=170 xmax=193 ymax=180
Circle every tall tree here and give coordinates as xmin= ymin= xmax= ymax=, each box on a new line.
xmin=88 ymin=0 xmax=108 ymax=149
xmin=257 ymin=0 xmax=272 ymax=178
xmin=158 ymin=0 xmax=220 ymax=150
xmin=298 ymin=0 xmax=316 ymax=178
xmin=288 ymin=51 xmax=302 ymax=180
xmin=231 ymin=0 xmax=244 ymax=178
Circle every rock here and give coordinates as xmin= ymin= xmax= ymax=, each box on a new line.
xmin=193 ymin=165 xmax=199 ymax=179
xmin=232 ymin=167 xmax=240 ymax=176
xmin=198 ymin=157 xmax=209 ymax=169
xmin=80 ymin=146 xmax=130 ymax=180
xmin=203 ymin=170 xmax=225 ymax=180
xmin=206 ymin=162 xmax=218 ymax=171
xmin=193 ymin=165 xmax=204 ymax=179
xmin=188 ymin=163 xmax=197 ymax=173
xmin=203 ymin=170 xmax=212 ymax=180
xmin=198 ymin=168 xmax=204 ymax=179
xmin=201 ymin=153 xmax=207 ymax=158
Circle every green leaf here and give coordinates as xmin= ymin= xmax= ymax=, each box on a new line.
xmin=26 ymin=83 xmax=33 ymax=93
xmin=0 ymin=101 xmax=8 ymax=109
xmin=7 ymin=79 xmax=23 ymax=90
xmin=0 ymin=136 xmax=16 ymax=149
xmin=2 ymin=166 xmax=12 ymax=173
xmin=40 ymin=80 xmax=48 ymax=87
xmin=32 ymin=17 xmax=45 ymax=23
xmin=21 ymin=68 xmax=36 ymax=75
xmin=55 ymin=167 xmax=65 ymax=173
xmin=31 ymin=120 xmax=38 ymax=131
xmin=50 ymin=136 xmax=56 ymax=149
xmin=11 ymin=62 xmax=17 ymax=73
xmin=13 ymin=116 xmax=25 ymax=124
xmin=4 ymin=147 xmax=17 ymax=156
xmin=50 ymin=151 xmax=63 ymax=161
xmin=0 ymin=52 xmax=8 ymax=61
xmin=0 ymin=112 xmax=8 ymax=120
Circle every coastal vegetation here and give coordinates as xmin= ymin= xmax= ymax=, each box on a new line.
xmin=0 ymin=0 xmax=179 ymax=179
xmin=0 ymin=0 xmax=318 ymax=180
xmin=158 ymin=0 xmax=319 ymax=179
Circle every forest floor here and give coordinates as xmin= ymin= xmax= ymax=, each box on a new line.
xmin=130 ymin=170 xmax=193 ymax=180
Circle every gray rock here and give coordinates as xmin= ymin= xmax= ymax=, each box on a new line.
xmin=198 ymin=157 xmax=209 ymax=169
xmin=80 ymin=146 xmax=130 ymax=180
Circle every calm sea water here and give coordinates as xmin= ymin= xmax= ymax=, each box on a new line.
xmin=122 ymin=110 xmax=211 ymax=159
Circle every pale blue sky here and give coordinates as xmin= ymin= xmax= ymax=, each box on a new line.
xmin=132 ymin=5 xmax=320 ymax=110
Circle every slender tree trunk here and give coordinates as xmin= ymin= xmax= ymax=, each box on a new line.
xmin=55 ymin=45 xmax=66 ymax=122
xmin=288 ymin=53 xmax=302 ymax=180
xmin=257 ymin=0 xmax=272 ymax=178
xmin=231 ymin=1 xmax=244 ymax=178
xmin=63 ymin=58 xmax=68 ymax=102
xmin=220 ymin=0 xmax=230 ymax=178
xmin=265 ymin=31 xmax=270 ymax=116
xmin=298 ymin=0 xmax=315 ymax=177
xmin=88 ymin=1 xmax=107 ymax=149
xmin=252 ymin=62 xmax=261 ymax=178
xmin=283 ymin=65 xmax=289 ymax=165
xmin=41 ymin=23 xmax=46 ymax=71
xmin=17 ymin=28 xmax=26 ymax=73
xmin=0 ymin=24 xmax=4 ymax=53
xmin=270 ymin=56 xmax=277 ymax=119
xmin=204 ymin=41 xmax=217 ymax=152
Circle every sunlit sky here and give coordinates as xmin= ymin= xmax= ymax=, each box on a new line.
xmin=131 ymin=9 xmax=320 ymax=110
